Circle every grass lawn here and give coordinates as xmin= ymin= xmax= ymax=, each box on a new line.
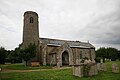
xmin=1 ymin=61 xmax=120 ymax=80
xmin=1 ymin=63 xmax=52 ymax=70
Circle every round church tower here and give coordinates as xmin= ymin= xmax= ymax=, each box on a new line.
xmin=22 ymin=11 xmax=39 ymax=48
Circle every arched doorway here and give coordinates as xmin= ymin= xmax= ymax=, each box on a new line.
xmin=62 ymin=51 xmax=69 ymax=65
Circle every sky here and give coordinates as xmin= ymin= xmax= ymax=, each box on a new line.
xmin=0 ymin=0 xmax=120 ymax=50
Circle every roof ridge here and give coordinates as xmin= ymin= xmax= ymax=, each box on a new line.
xmin=40 ymin=37 xmax=83 ymax=43
xmin=40 ymin=37 xmax=73 ymax=42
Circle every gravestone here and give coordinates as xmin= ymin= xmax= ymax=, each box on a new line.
xmin=100 ymin=59 xmax=103 ymax=63
xmin=102 ymin=63 xmax=106 ymax=71
xmin=72 ymin=65 xmax=83 ymax=77
xmin=89 ymin=61 xmax=98 ymax=76
xmin=97 ymin=63 xmax=106 ymax=71
xmin=97 ymin=63 xmax=101 ymax=71
xmin=112 ymin=63 xmax=119 ymax=73
xmin=72 ymin=60 xmax=98 ymax=77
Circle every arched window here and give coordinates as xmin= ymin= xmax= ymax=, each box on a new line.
xmin=30 ymin=17 xmax=33 ymax=23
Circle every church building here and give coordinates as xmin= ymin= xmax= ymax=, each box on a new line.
xmin=22 ymin=11 xmax=96 ymax=66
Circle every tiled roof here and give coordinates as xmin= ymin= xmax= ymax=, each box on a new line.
xmin=40 ymin=38 xmax=95 ymax=48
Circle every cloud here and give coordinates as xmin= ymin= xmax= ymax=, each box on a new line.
xmin=0 ymin=0 xmax=120 ymax=50
xmin=75 ymin=9 xmax=120 ymax=45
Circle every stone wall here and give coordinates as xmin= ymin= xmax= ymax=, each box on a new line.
xmin=71 ymin=48 xmax=95 ymax=65
xmin=46 ymin=46 xmax=58 ymax=65
xmin=41 ymin=43 xmax=96 ymax=66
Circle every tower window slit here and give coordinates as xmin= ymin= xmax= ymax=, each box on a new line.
xmin=30 ymin=17 xmax=33 ymax=23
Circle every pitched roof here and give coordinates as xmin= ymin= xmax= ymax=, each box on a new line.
xmin=40 ymin=38 xmax=95 ymax=48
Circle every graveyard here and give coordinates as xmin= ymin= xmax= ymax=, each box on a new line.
xmin=1 ymin=61 xmax=120 ymax=80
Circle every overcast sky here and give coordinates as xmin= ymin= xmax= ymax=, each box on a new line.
xmin=0 ymin=0 xmax=120 ymax=50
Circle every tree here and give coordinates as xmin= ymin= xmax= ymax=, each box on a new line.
xmin=118 ymin=51 xmax=120 ymax=60
xmin=96 ymin=47 xmax=106 ymax=62
xmin=96 ymin=47 xmax=119 ymax=61
xmin=0 ymin=47 xmax=7 ymax=64
xmin=7 ymin=48 xmax=22 ymax=63
xmin=106 ymin=47 xmax=118 ymax=61
xmin=20 ymin=43 xmax=37 ymax=66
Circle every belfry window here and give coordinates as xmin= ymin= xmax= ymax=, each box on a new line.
xmin=30 ymin=17 xmax=33 ymax=23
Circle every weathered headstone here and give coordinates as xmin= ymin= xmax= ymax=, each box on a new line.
xmin=112 ymin=63 xmax=119 ymax=73
xmin=101 ymin=63 xmax=107 ymax=71
xmin=72 ymin=65 xmax=83 ymax=77
xmin=100 ymin=59 xmax=103 ymax=63
xmin=97 ymin=63 xmax=106 ymax=71
xmin=97 ymin=63 xmax=101 ymax=71
xmin=73 ymin=60 xmax=98 ymax=77
xmin=88 ymin=61 xmax=98 ymax=76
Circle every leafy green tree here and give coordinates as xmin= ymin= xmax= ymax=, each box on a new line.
xmin=118 ymin=51 xmax=120 ymax=60
xmin=6 ymin=46 xmax=22 ymax=63
xmin=96 ymin=47 xmax=119 ymax=61
xmin=7 ymin=49 xmax=22 ymax=63
xmin=96 ymin=47 xmax=106 ymax=62
xmin=0 ymin=47 xmax=7 ymax=64
xmin=106 ymin=47 xmax=118 ymax=61
xmin=14 ymin=47 xmax=22 ymax=63
xmin=20 ymin=43 xmax=37 ymax=66
xmin=7 ymin=50 xmax=15 ymax=63
xmin=5 ymin=50 xmax=11 ymax=62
